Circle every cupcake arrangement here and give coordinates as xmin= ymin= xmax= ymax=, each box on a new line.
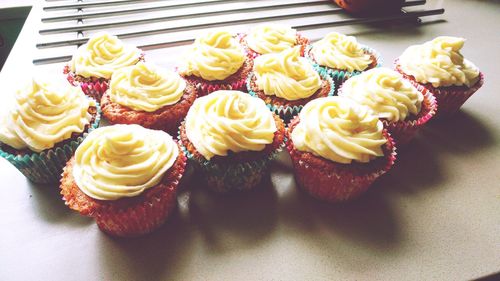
xmin=0 ymin=27 xmax=484 ymax=237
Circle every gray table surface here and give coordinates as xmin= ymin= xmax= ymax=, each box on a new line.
xmin=0 ymin=1 xmax=499 ymax=280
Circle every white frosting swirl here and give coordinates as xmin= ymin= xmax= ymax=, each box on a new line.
xmin=72 ymin=124 xmax=179 ymax=200
xmin=311 ymin=32 xmax=372 ymax=72
xmin=70 ymin=32 xmax=142 ymax=79
xmin=180 ymin=30 xmax=245 ymax=81
xmin=399 ymin=36 xmax=480 ymax=87
xmin=0 ymin=77 xmax=95 ymax=152
xmin=109 ymin=62 xmax=186 ymax=112
xmin=291 ymin=96 xmax=386 ymax=164
xmin=185 ymin=90 xmax=277 ymax=160
xmin=245 ymin=24 xmax=297 ymax=54
xmin=253 ymin=47 xmax=321 ymax=101
xmin=339 ymin=68 xmax=424 ymax=122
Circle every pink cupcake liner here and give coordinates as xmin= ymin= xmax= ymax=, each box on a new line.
xmin=394 ymin=59 xmax=485 ymax=118
xmin=63 ymin=65 xmax=108 ymax=101
xmin=286 ymin=120 xmax=397 ymax=202
xmin=381 ymin=87 xmax=437 ymax=145
xmin=191 ymin=77 xmax=247 ymax=97
xmin=60 ymin=150 xmax=186 ymax=237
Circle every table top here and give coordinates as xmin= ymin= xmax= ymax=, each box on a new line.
xmin=0 ymin=1 xmax=499 ymax=280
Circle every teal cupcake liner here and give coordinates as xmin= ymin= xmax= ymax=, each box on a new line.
xmin=305 ymin=44 xmax=382 ymax=88
xmin=246 ymin=69 xmax=335 ymax=121
xmin=0 ymin=101 xmax=101 ymax=184
xmin=181 ymin=139 xmax=286 ymax=193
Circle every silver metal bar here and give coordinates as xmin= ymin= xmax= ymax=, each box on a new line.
xmin=37 ymin=8 xmax=339 ymax=48
xmin=43 ymin=0 xmax=158 ymax=11
xmin=41 ymin=0 xmax=426 ymax=22
xmin=42 ymin=0 xmax=246 ymax=22
xmin=40 ymin=0 xmax=333 ymax=34
xmin=33 ymin=8 xmax=445 ymax=64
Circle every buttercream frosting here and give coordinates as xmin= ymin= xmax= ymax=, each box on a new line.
xmin=180 ymin=30 xmax=245 ymax=81
xmin=108 ymin=62 xmax=186 ymax=112
xmin=70 ymin=32 xmax=142 ymax=79
xmin=0 ymin=77 xmax=95 ymax=152
xmin=253 ymin=47 xmax=321 ymax=101
xmin=291 ymin=96 xmax=386 ymax=164
xmin=339 ymin=68 xmax=423 ymax=122
xmin=398 ymin=36 xmax=480 ymax=87
xmin=185 ymin=90 xmax=277 ymax=160
xmin=245 ymin=24 xmax=297 ymax=54
xmin=72 ymin=124 xmax=179 ymax=200
xmin=311 ymin=32 xmax=372 ymax=72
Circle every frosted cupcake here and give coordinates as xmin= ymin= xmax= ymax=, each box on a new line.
xmin=339 ymin=68 xmax=437 ymax=145
xmin=101 ymin=62 xmax=196 ymax=135
xmin=247 ymin=46 xmax=334 ymax=120
xmin=287 ymin=96 xmax=396 ymax=202
xmin=0 ymin=77 xmax=100 ymax=183
xmin=307 ymin=32 xmax=380 ymax=85
xmin=64 ymin=32 xmax=144 ymax=101
xmin=179 ymin=90 xmax=285 ymax=192
xmin=239 ymin=24 xmax=309 ymax=58
xmin=395 ymin=36 xmax=484 ymax=117
xmin=178 ymin=30 xmax=252 ymax=96
xmin=60 ymin=125 xmax=186 ymax=237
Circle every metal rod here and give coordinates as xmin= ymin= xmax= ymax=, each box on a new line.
xmin=37 ymin=8 xmax=340 ymax=48
xmin=41 ymin=0 xmax=425 ymax=22
xmin=43 ymin=0 xmax=159 ymax=11
xmin=40 ymin=0 xmax=333 ymax=34
xmin=42 ymin=0 xmax=238 ymax=22
xmin=34 ymin=8 xmax=444 ymax=64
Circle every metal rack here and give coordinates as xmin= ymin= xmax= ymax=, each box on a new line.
xmin=35 ymin=0 xmax=444 ymax=65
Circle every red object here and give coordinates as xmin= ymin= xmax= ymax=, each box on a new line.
xmin=333 ymin=0 xmax=404 ymax=14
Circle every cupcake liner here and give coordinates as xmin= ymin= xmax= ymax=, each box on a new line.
xmin=238 ymin=32 xmax=310 ymax=59
xmin=394 ymin=59 xmax=485 ymax=118
xmin=194 ymin=77 xmax=247 ymax=97
xmin=381 ymin=88 xmax=437 ymax=145
xmin=63 ymin=65 xmax=109 ymax=101
xmin=60 ymin=151 xmax=186 ymax=237
xmin=0 ymin=101 xmax=101 ymax=184
xmin=180 ymin=140 xmax=285 ymax=193
xmin=306 ymin=44 xmax=382 ymax=88
xmin=246 ymin=68 xmax=335 ymax=121
xmin=63 ymin=54 xmax=146 ymax=101
xmin=287 ymin=119 xmax=397 ymax=202
xmin=337 ymin=81 xmax=438 ymax=146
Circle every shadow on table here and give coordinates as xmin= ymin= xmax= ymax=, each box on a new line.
xmin=380 ymin=136 xmax=444 ymax=195
xmin=187 ymin=176 xmax=279 ymax=254
xmin=97 ymin=206 xmax=194 ymax=280
xmin=279 ymin=177 xmax=401 ymax=253
xmin=28 ymin=181 xmax=92 ymax=226
xmin=420 ymin=110 xmax=496 ymax=154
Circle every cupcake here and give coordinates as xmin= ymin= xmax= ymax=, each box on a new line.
xmin=338 ymin=68 xmax=437 ymax=145
xmin=287 ymin=96 xmax=396 ymax=202
xmin=64 ymin=32 xmax=144 ymax=101
xmin=247 ymin=46 xmax=335 ymax=120
xmin=307 ymin=32 xmax=381 ymax=86
xmin=395 ymin=36 xmax=484 ymax=117
xmin=101 ymin=62 xmax=196 ymax=135
xmin=178 ymin=30 xmax=252 ymax=96
xmin=239 ymin=24 xmax=309 ymax=58
xmin=60 ymin=124 xmax=186 ymax=237
xmin=179 ymin=90 xmax=285 ymax=192
xmin=0 ymin=77 xmax=100 ymax=184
